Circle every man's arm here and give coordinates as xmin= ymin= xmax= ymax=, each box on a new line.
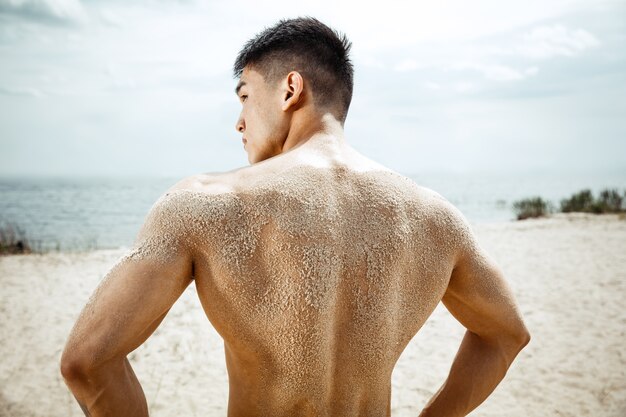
xmin=420 ymin=206 xmax=531 ymax=417
xmin=60 ymin=191 xmax=195 ymax=417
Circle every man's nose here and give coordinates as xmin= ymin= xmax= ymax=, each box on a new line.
xmin=235 ymin=115 xmax=245 ymax=133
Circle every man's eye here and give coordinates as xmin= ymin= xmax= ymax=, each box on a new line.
xmin=240 ymin=95 xmax=248 ymax=102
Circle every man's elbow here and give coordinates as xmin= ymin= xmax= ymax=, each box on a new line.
xmin=518 ymin=326 xmax=531 ymax=349
xmin=60 ymin=343 xmax=109 ymax=385
xmin=504 ymin=323 xmax=531 ymax=359
xmin=483 ymin=322 xmax=530 ymax=366
xmin=60 ymin=346 xmax=91 ymax=384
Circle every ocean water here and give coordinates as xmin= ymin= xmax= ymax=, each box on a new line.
xmin=1 ymin=171 xmax=624 ymax=252
xmin=0 ymin=177 xmax=176 ymax=252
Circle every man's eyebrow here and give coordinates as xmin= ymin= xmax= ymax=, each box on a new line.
xmin=235 ymin=80 xmax=246 ymax=95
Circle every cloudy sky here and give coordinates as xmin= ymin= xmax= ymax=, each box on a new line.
xmin=0 ymin=0 xmax=624 ymax=178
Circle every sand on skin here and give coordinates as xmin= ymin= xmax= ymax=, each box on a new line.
xmin=0 ymin=213 xmax=624 ymax=416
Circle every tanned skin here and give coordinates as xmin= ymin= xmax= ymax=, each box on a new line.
xmin=60 ymin=67 xmax=530 ymax=416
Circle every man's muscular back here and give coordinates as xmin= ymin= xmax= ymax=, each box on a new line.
xmin=140 ymin=137 xmax=472 ymax=416
xmin=61 ymin=17 xmax=529 ymax=416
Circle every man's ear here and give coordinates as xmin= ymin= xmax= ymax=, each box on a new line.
xmin=282 ymin=71 xmax=304 ymax=111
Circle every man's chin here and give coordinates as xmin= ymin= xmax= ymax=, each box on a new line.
xmin=248 ymin=149 xmax=279 ymax=165
xmin=248 ymin=152 xmax=266 ymax=165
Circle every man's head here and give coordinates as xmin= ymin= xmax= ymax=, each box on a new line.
xmin=233 ymin=17 xmax=353 ymax=164
xmin=234 ymin=17 xmax=353 ymax=121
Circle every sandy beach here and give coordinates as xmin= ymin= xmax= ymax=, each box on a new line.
xmin=0 ymin=213 xmax=624 ymax=416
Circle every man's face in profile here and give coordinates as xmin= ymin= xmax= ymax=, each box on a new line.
xmin=235 ymin=67 xmax=289 ymax=164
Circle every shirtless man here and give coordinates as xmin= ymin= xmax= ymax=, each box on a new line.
xmin=60 ymin=17 xmax=530 ymax=417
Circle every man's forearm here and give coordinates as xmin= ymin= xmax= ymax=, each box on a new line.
xmin=419 ymin=330 xmax=527 ymax=417
xmin=63 ymin=357 xmax=149 ymax=417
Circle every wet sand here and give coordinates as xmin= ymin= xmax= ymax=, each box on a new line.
xmin=0 ymin=213 xmax=624 ymax=416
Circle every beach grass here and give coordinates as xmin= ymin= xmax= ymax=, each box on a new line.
xmin=0 ymin=222 xmax=33 ymax=255
xmin=512 ymin=196 xmax=553 ymax=220
xmin=560 ymin=188 xmax=625 ymax=214
xmin=513 ymin=188 xmax=626 ymax=220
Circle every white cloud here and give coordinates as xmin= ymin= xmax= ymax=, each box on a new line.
xmin=452 ymin=81 xmax=476 ymax=93
xmin=394 ymin=59 xmax=424 ymax=72
xmin=449 ymin=62 xmax=539 ymax=82
xmin=340 ymin=0 xmax=599 ymax=52
xmin=477 ymin=64 xmax=526 ymax=81
xmin=96 ymin=8 xmax=123 ymax=27
xmin=0 ymin=0 xmax=623 ymax=177
xmin=525 ymin=66 xmax=539 ymax=76
xmin=0 ymin=0 xmax=87 ymax=23
xmin=0 ymin=85 xmax=44 ymax=97
xmin=516 ymin=24 xmax=601 ymax=59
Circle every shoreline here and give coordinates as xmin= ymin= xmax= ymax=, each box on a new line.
xmin=2 ymin=212 xmax=623 ymax=257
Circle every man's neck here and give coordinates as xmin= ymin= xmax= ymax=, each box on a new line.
xmin=281 ymin=113 xmax=346 ymax=154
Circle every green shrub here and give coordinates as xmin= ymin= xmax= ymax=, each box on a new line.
xmin=560 ymin=189 xmax=594 ymax=213
xmin=512 ymin=197 xmax=552 ymax=220
xmin=513 ymin=188 xmax=626 ymax=221
xmin=595 ymin=188 xmax=624 ymax=213
xmin=560 ymin=188 xmax=626 ymax=214
xmin=0 ymin=223 xmax=32 ymax=255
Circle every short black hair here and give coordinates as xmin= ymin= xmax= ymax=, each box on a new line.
xmin=233 ymin=17 xmax=354 ymax=122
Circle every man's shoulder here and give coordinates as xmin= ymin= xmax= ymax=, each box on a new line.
xmin=163 ymin=171 xmax=468 ymax=227
xmin=384 ymin=175 xmax=459 ymax=217
xmin=138 ymin=173 xmax=242 ymax=251
xmin=397 ymin=182 xmax=473 ymax=249
xmin=167 ymin=172 xmax=236 ymax=195
xmin=169 ymin=165 xmax=278 ymax=193
xmin=142 ymin=173 xmax=234 ymax=222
